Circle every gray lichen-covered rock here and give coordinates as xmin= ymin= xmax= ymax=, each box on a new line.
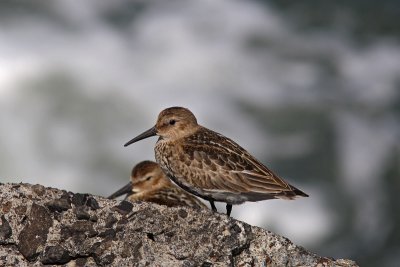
xmin=0 ymin=183 xmax=358 ymax=266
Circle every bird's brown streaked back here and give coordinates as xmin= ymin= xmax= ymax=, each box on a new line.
xmin=124 ymin=107 xmax=308 ymax=216
xmin=108 ymin=160 xmax=207 ymax=210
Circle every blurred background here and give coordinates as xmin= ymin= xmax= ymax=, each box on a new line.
xmin=1 ymin=0 xmax=399 ymax=266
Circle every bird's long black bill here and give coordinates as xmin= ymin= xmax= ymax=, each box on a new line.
xmin=107 ymin=182 xmax=133 ymax=199
xmin=124 ymin=126 xmax=157 ymax=147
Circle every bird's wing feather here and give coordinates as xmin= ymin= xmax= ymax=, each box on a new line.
xmin=178 ymin=127 xmax=296 ymax=196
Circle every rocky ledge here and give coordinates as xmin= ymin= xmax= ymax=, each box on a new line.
xmin=0 ymin=183 xmax=357 ymax=266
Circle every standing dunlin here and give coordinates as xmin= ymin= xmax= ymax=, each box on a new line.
xmin=124 ymin=107 xmax=308 ymax=216
xmin=108 ymin=160 xmax=207 ymax=210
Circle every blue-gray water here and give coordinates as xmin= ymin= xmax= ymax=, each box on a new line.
xmin=1 ymin=1 xmax=399 ymax=266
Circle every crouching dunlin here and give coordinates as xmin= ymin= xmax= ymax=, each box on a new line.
xmin=124 ymin=107 xmax=308 ymax=216
xmin=108 ymin=160 xmax=207 ymax=210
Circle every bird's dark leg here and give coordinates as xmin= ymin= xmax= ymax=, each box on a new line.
xmin=209 ymin=200 xmax=217 ymax=212
xmin=226 ymin=204 xmax=232 ymax=217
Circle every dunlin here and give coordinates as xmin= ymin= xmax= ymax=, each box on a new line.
xmin=124 ymin=107 xmax=308 ymax=216
xmin=108 ymin=160 xmax=207 ymax=209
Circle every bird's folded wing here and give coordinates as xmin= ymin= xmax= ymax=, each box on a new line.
xmin=180 ymin=131 xmax=295 ymax=196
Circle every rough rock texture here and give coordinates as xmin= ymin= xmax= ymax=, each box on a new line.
xmin=0 ymin=183 xmax=358 ymax=266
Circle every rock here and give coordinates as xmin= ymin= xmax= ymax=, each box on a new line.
xmin=104 ymin=214 xmax=118 ymax=228
xmin=46 ymin=197 xmax=71 ymax=212
xmin=0 ymin=215 xmax=12 ymax=243
xmin=71 ymin=193 xmax=89 ymax=207
xmin=41 ymin=245 xmax=71 ymax=264
xmin=75 ymin=206 xmax=91 ymax=220
xmin=86 ymin=197 xmax=100 ymax=210
xmin=111 ymin=200 xmax=133 ymax=215
xmin=71 ymin=193 xmax=99 ymax=210
xmin=0 ymin=183 xmax=359 ymax=266
xmin=17 ymin=203 xmax=53 ymax=261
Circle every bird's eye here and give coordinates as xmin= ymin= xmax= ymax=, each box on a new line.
xmin=145 ymin=176 xmax=152 ymax=181
xmin=169 ymin=119 xmax=176 ymax=125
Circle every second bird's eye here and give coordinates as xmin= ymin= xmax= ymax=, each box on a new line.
xmin=145 ymin=176 xmax=152 ymax=181
xmin=169 ymin=119 xmax=176 ymax=125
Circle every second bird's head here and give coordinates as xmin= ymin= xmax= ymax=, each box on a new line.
xmin=124 ymin=106 xmax=199 ymax=146
xmin=108 ymin=160 xmax=169 ymax=199
xmin=130 ymin=161 xmax=169 ymax=195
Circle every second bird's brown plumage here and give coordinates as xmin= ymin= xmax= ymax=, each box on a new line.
xmin=124 ymin=107 xmax=308 ymax=216
xmin=108 ymin=160 xmax=207 ymax=210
